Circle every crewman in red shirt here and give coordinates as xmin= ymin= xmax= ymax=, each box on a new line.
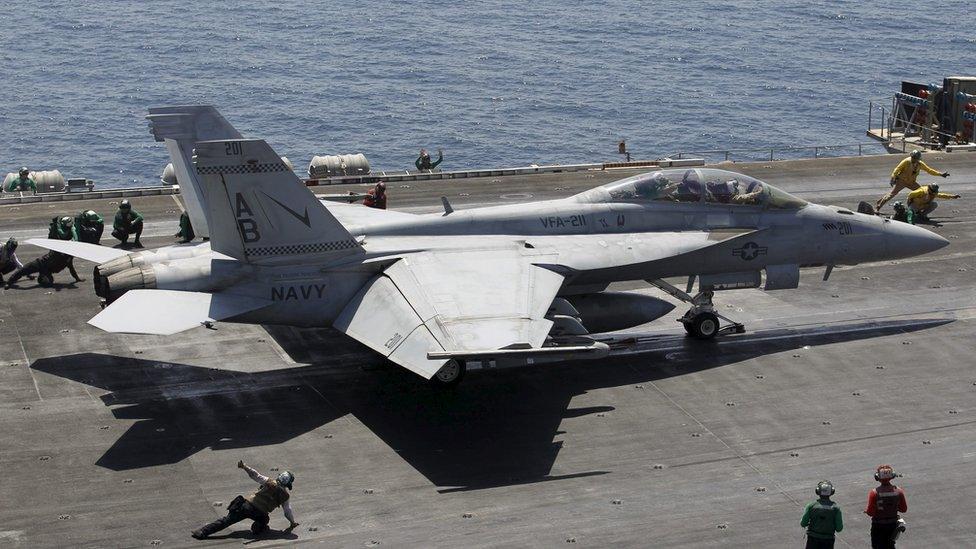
xmin=363 ymin=181 xmax=387 ymax=209
xmin=864 ymin=464 xmax=907 ymax=549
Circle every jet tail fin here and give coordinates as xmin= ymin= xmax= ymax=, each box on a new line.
xmin=147 ymin=106 xmax=244 ymax=239
xmin=195 ymin=139 xmax=363 ymax=264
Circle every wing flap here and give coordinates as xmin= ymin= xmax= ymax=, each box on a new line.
xmin=334 ymin=246 xmax=565 ymax=379
xmin=27 ymin=238 xmax=131 ymax=264
xmin=333 ymin=274 xmax=448 ymax=379
xmin=89 ymin=290 xmax=271 ymax=336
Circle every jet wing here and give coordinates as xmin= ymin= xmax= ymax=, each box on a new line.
xmin=334 ymin=245 xmax=563 ymax=379
xmin=27 ymin=238 xmax=131 ymax=264
xmin=89 ymin=290 xmax=272 ymax=336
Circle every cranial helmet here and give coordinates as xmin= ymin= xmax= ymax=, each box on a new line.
xmin=19 ymin=167 xmax=30 ymax=176
xmin=910 ymin=150 xmax=922 ymax=161
xmin=929 ymin=184 xmax=940 ymax=194
xmin=815 ymin=480 xmax=835 ymax=497
xmin=376 ymin=181 xmax=386 ymax=191
xmin=84 ymin=210 xmax=98 ymax=222
xmin=875 ymin=464 xmax=896 ymax=481
xmin=60 ymin=216 xmax=74 ymax=227
xmin=5 ymin=237 xmax=16 ymax=251
xmin=120 ymin=199 xmax=131 ymax=210
xmin=276 ymin=471 xmax=295 ymax=489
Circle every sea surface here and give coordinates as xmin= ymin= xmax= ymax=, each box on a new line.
xmin=2 ymin=1 xmax=974 ymax=188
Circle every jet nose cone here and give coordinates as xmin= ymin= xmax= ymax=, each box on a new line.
xmin=886 ymin=220 xmax=949 ymax=259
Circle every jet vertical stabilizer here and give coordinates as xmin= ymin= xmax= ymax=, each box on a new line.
xmin=147 ymin=106 xmax=244 ymax=238
xmin=195 ymin=139 xmax=364 ymax=265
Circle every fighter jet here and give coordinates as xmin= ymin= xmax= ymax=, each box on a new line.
xmin=30 ymin=106 xmax=949 ymax=387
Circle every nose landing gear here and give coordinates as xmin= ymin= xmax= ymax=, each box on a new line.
xmin=648 ymin=279 xmax=746 ymax=340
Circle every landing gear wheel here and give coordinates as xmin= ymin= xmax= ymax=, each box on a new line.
xmin=687 ymin=312 xmax=720 ymax=340
xmin=429 ymin=359 xmax=465 ymax=389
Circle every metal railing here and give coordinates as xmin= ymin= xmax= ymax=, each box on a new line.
xmin=669 ymin=141 xmax=886 ymax=163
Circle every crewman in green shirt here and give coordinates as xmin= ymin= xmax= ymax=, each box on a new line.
xmin=7 ymin=167 xmax=37 ymax=194
xmin=415 ymin=148 xmax=443 ymax=171
xmin=112 ymin=199 xmax=144 ymax=248
xmin=800 ymin=480 xmax=844 ymax=548
xmin=74 ymin=210 xmax=105 ymax=244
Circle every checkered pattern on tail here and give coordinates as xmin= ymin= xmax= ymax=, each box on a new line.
xmin=245 ymin=239 xmax=360 ymax=257
xmin=196 ymin=163 xmax=290 ymax=175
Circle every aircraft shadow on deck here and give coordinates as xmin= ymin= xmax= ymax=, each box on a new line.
xmin=30 ymin=318 xmax=951 ymax=491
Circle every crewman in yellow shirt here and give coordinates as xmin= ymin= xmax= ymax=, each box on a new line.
xmin=875 ymin=150 xmax=948 ymax=211
xmin=905 ymin=184 xmax=960 ymax=223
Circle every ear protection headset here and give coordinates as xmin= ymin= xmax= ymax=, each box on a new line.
xmin=815 ymin=480 xmax=835 ymax=497
xmin=875 ymin=464 xmax=897 ymax=481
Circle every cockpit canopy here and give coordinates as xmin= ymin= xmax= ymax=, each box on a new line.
xmin=579 ymin=168 xmax=807 ymax=209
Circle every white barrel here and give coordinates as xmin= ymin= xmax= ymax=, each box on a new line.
xmin=3 ymin=170 xmax=65 ymax=193
xmin=161 ymin=163 xmax=177 ymax=185
xmin=308 ymin=153 xmax=371 ymax=178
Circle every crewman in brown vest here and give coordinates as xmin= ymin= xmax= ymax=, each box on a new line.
xmin=191 ymin=460 xmax=298 ymax=539
xmin=863 ymin=464 xmax=907 ymax=549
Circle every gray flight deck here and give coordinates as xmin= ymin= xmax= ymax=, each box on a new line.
xmin=2 ymin=154 xmax=975 ymax=548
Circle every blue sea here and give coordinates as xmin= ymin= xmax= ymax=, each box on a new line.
xmin=2 ymin=1 xmax=974 ymax=188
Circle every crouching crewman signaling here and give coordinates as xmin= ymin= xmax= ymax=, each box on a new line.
xmin=191 ymin=460 xmax=298 ymax=539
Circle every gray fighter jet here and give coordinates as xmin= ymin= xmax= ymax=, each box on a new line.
xmin=30 ymin=107 xmax=949 ymax=386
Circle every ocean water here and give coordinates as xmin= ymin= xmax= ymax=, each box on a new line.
xmin=2 ymin=1 xmax=974 ymax=188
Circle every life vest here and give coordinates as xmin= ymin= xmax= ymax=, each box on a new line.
xmin=806 ymin=500 xmax=839 ymax=539
xmin=246 ymin=479 xmax=289 ymax=514
xmin=872 ymin=485 xmax=902 ymax=523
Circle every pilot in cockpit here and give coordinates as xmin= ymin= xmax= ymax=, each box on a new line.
xmin=635 ymin=174 xmax=679 ymax=200
xmin=732 ymin=181 xmax=765 ymax=205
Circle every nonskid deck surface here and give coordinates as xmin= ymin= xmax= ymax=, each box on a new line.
xmin=1 ymin=154 xmax=975 ymax=547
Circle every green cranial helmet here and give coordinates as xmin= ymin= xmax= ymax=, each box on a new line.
xmin=910 ymin=150 xmax=922 ymax=161
xmin=60 ymin=216 xmax=74 ymax=227
xmin=120 ymin=199 xmax=131 ymax=210
xmin=19 ymin=167 xmax=29 ymax=177
xmin=5 ymin=237 xmax=16 ymax=251
xmin=84 ymin=210 xmax=98 ymax=222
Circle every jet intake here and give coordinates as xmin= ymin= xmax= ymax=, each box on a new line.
xmin=565 ymin=291 xmax=676 ymax=334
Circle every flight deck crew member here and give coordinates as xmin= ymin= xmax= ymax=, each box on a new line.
xmin=905 ymin=184 xmax=960 ymax=223
xmin=0 ymin=237 xmax=24 ymax=284
xmin=876 ymin=150 xmax=948 ymax=211
xmin=6 ymin=167 xmax=36 ymax=194
xmin=5 ymin=249 xmax=83 ymax=287
xmin=800 ymin=480 xmax=843 ymax=549
xmin=175 ymin=211 xmax=194 ymax=243
xmin=864 ymin=465 xmax=907 ymax=549
xmin=415 ymin=148 xmax=443 ymax=171
xmin=363 ymin=181 xmax=388 ymax=209
xmin=112 ymin=199 xmax=144 ymax=247
xmin=192 ymin=460 xmax=298 ymax=539
xmin=74 ymin=210 xmax=104 ymax=244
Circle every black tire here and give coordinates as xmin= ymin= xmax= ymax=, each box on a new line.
xmin=429 ymin=359 xmax=465 ymax=389
xmin=688 ymin=312 xmax=720 ymax=340
xmin=682 ymin=320 xmax=695 ymax=335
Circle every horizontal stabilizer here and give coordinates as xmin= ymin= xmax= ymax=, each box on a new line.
xmin=89 ymin=290 xmax=271 ymax=335
xmin=27 ymin=238 xmax=131 ymax=264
